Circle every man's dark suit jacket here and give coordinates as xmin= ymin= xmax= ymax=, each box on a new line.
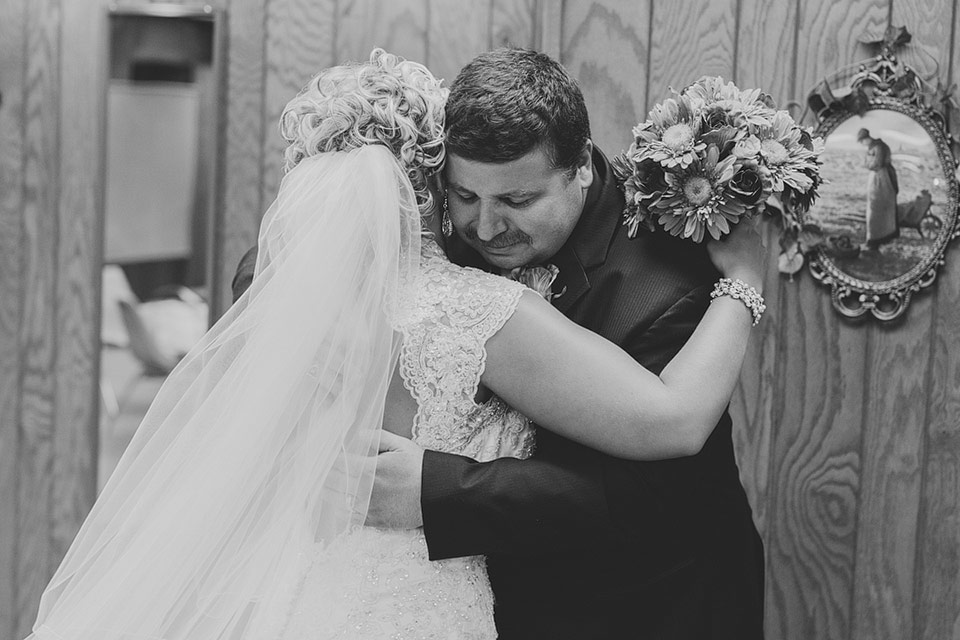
xmin=422 ymin=148 xmax=765 ymax=639
xmin=231 ymin=149 xmax=765 ymax=639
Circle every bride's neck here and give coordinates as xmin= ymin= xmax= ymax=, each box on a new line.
xmin=422 ymin=208 xmax=446 ymax=252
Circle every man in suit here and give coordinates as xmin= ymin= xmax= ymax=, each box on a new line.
xmin=235 ymin=48 xmax=764 ymax=639
xmin=368 ymin=48 xmax=765 ymax=639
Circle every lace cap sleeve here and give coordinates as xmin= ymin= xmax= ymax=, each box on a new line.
xmin=440 ymin=265 xmax=527 ymax=345
xmin=398 ymin=252 xmax=527 ymax=450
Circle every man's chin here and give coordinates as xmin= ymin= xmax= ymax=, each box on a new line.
xmin=477 ymin=248 xmax=527 ymax=270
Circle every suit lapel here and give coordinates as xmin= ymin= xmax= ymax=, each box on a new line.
xmin=550 ymin=147 xmax=625 ymax=315
xmin=550 ymin=244 xmax=589 ymax=313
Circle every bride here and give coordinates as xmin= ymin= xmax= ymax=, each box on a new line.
xmin=27 ymin=49 xmax=765 ymax=639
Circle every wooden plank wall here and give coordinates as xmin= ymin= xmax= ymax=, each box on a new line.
xmin=215 ymin=0 xmax=547 ymax=314
xmin=1 ymin=1 xmax=959 ymax=639
xmin=0 ymin=1 xmax=27 ymax=634
xmin=209 ymin=1 xmax=960 ymax=638
xmin=0 ymin=0 xmax=106 ymax=637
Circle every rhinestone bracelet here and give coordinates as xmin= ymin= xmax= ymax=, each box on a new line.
xmin=710 ymin=278 xmax=766 ymax=326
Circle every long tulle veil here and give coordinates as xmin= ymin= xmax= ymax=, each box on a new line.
xmin=27 ymin=145 xmax=423 ymax=639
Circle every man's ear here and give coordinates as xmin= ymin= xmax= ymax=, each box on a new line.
xmin=428 ymin=171 xmax=445 ymax=203
xmin=575 ymin=140 xmax=594 ymax=190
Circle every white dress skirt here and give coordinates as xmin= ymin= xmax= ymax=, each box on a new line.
xmin=280 ymin=240 xmax=536 ymax=639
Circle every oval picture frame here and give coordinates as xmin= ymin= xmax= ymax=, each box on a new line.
xmin=801 ymin=92 xmax=959 ymax=321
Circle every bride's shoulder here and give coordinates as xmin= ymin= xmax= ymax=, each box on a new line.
xmin=414 ymin=238 xmax=526 ymax=326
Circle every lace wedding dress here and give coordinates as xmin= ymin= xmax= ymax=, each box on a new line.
xmin=27 ymin=150 xmax=526 ymax=640
xmin=280 ymin=238 xmax=536 ymax=639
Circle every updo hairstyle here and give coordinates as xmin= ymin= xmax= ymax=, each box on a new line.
xmin=280 ymin=48 xmax=448 ymax=215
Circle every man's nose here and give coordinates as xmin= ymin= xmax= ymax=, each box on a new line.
xmin=476 ymin=201 xmax=507 ymax=241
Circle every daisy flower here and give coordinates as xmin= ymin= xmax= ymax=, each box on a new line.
xmin=686 ymin=76 xmax=776 ymax=131
xmin=757 ymin=111 xmax=820 ymax=193
xmin=632 ymin=96 xmax=706 ymax=169
xmin=650 ymin=145 xmax=747 ymax=242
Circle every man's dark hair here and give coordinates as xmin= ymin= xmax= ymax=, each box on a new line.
xmin=444 ymin=48 xmax=591 ymax=172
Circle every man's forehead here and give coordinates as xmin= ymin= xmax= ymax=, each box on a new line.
xmin=445 ymin=150 xmax=556 ymax=193
xmin=446 ymin=177 xmax=538 ymax=197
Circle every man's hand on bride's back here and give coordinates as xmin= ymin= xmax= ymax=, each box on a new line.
xmin=706 ymin=217 xmax=767 ymax=293
xmin=365 ymin=431 xmax=425 ymax=529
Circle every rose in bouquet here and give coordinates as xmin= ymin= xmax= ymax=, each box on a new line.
xmin=612 ymin=76 xmax=824 ymax=245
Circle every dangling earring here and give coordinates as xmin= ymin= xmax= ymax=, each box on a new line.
xmin=441 ymin=193 xmax=454 ymax=237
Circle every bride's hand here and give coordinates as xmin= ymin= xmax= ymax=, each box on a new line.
xmin=706 ymin=216 xmax=767 ymax=293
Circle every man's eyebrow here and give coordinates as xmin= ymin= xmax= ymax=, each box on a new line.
xmin=447 ymin=182 xmax=537 ymax=198
xmin=502 ymin=189 xmax=536 ymax=197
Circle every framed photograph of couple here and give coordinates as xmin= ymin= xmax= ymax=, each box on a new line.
xmin=800 ymin=58 xmax=959 ymax=321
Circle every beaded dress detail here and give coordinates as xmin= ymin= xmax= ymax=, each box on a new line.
xmin=281 ymin=237 xmax=535 ymax=639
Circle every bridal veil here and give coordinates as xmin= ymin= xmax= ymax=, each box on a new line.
xmin=28 ymin=146 xmax=423 ymax=639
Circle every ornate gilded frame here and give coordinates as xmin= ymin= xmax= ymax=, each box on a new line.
xmin=800 ymin=50 xmax=958 ymax=321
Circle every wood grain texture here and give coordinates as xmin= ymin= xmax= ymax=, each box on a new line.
xmin=0 ymin=1 xmax=26 ymax=635
xmin=763 ymin=280 xmax=865 ymax=640
xmin=890 ymin=0 xmax=951 ymax=82
xmin=112 ymin=0 xmax=226 ymax=4
xmin=50 ymin=0 xmax=102 ymax=573
xmin=16 ymin=0 xmax=61 ymax=635
xmin=334 ymin=0 xmax=428 ymax=65
xmin=915 ymin=427 xmax=960 ymax=640
xmin=915 ymin=236 xmax=960 ymax=640
xmin=793 ymin=0 xmax=889 ymax=94
xmin=491 ymin=0 xmax=537 ymax=49
xmin=852 ymin=300 xmax=933 ymax=640
xmin=427 ymin=0 xmax=491 ymax=88
xmin=559 ymin=0 xmax=651 ymax=157
xmin=535 ymin=0 xmax=563 ymax=57
xmin=733 ymin=0 xmax=798 ymax=98
xmin=951 ymin=0 xmax=960 ymax=153
xmin=849 ymin=2 xmax=952 ymax=637
xmin=647 ymin=0 xmax=738 ymax=100
xmin=894 ymin=3 xmax=960 ymax=638
xmin=730 ymin=0 xmax=797 ymax=542
xmin=217 ymin=0 xmax=267 ymax=316
xmin=261 ymin=0 xmax=336 ymax=221
xmin=767 ymin=3 xmax=889 ymax=638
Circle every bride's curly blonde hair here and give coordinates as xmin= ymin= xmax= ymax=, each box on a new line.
xmin=280 ymin=48 xmax=448 ymax=215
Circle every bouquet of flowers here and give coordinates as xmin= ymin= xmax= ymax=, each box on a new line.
xmin=612 ymin=76 xmax=824 ymax=244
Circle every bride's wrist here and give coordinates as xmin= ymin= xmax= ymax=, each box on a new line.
xmin=721 ymin=269 xmax=764 ymax=295
xmin=710 ymin=278 xmax=766 ymax=326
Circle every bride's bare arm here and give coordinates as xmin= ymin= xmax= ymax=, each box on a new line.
xmin=481 ymin=222 xmax=765 ymax=461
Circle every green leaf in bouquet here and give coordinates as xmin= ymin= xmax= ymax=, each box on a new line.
xmin=610 ymin=152 xmax=634 ymax=182
xmin=701 ymin=127 xmax=740 ymax=155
